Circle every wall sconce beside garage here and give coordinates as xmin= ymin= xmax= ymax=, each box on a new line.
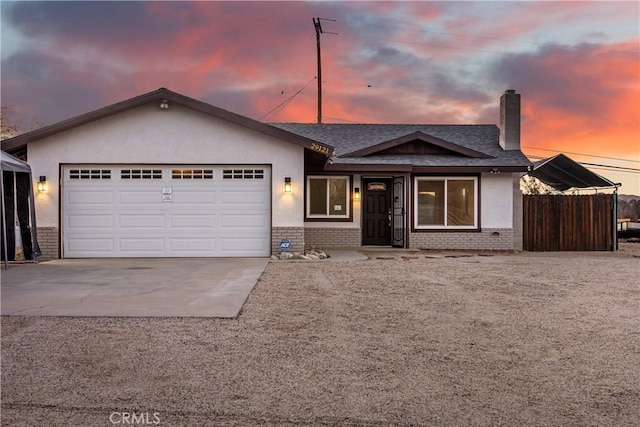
xmin=284 ymin=177 xmax=292 ymax=194
xmin=37 ymin=176 xmax=47 ymax=192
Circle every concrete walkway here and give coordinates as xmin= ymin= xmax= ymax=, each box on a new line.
xmin=1 ymin=258 xmax=268 ymax=318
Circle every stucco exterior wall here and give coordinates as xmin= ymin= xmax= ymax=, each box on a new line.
xmin=26 ymin=103 xmax=304 ymax=229
xmin=480 ymin=173 xmax=514 ymax=228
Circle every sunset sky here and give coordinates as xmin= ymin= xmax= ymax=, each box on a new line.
xmin=2 ymin=1 xmax=639 ymax=194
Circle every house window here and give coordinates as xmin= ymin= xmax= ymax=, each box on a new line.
xmin=222 ymin=169 xmax=265 ymax=179
xmin=172 ymin=169 xmax=214 ymax=179
xmin=414 ymin=177 xmax=477 ymax=229
xmin=306 ymin=176 xmax=350 ymax=219
xmin=69 ymin=169 xmax=111 ymax=180
xmin=121 ymin=169 xmax=162 ymax=180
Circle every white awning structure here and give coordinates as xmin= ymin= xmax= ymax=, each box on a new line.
xmin=1 ymin=151 xmax=40 ymax=269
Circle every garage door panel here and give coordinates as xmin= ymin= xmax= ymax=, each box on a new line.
xmin=67 ymin=214 xmax=114 ymax=229
xmin=169 ymin=238 xmax=217 ymax=252
xmin=119 ymin=190 xmax=162 ymax=204
xmin=170 ymin=215 xmax=217 ymax=228
xmin=67 ymin=238 xmax=114 ymax=253
xmin=119 ymin=215 xmax=165 ymax=228
xmin=172 ymin=190 xmax=216 ymax=204
xmin=221 ymin=214 xmax=268 ymax=228
xmin=118 ymin=238 xmax=165 ymax=253
xmin=67 ymin=190 xmax=114 ymax=205
xmin=221 ymin=190 xmax=267 ymax=204
xmin=221 ymin=238 xmax=269 ymax=252
xmin=63 ymin=165 xmax=270 ymax=258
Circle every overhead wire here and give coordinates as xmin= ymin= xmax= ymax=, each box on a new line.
xmin=526 ymin=155 xmax=640 ymax=174
xmin=259 ymin=77 xmax=317 ymax=121
xmin=522 ymin=146 xmax=638 ymax=163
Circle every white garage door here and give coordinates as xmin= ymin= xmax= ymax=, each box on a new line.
xmin=62 ymin=165 xmax=271 ymax=257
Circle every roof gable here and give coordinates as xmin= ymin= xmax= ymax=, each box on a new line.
xmin=344 ymin=131 xmax=493 ymax=159
xmin=1 ymin=88 xmax=333 ymax=157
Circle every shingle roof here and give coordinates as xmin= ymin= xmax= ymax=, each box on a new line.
xmin=271 ymin=123 xmax=531 ymax=170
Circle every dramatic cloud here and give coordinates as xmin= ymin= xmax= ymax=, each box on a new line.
xmin=1 ymin=1 xmax=638 ymax=192
xmin=491 ymin=41 xmax=640 ymax=158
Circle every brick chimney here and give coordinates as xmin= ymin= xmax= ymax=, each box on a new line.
xmin=499 ymin=89 xmax=521 ymax=150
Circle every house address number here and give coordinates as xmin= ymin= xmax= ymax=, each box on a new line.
xmin=310 ymin=143 xmax=330 ymax=155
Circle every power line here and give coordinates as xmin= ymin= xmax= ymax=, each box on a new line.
xmin=577 ymin=162 xmax=640 ymax=173
xmin=527 ymin=155 xmax=640 ymax=174
xmin=587 ymin=167 xmax=640 ymax=175
xmin=323 ymin=116 xmax=362 ymax=124
xmin=259 ymin=77 xmax=316 ymax=121
xmin=522 ymin=146 xmax=638 ymax=163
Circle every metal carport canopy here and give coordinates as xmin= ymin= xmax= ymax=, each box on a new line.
xmin=528 ymin=153 xmax=618 ymax=191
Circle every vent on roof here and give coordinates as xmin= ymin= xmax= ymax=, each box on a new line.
xmin=69 ymin=169 xmax=112 ymax=180
xmin=121 ymin=169 xmax=162 ymax=180
xmin=222 ymin=169 xmax=265 ymax=179
xmin=376 ymin=140 xmax=464 ymax=156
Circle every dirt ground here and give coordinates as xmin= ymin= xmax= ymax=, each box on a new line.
xmin=2 ymin=244 xmax=639 ymax=426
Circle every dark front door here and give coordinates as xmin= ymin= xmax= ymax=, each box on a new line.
xmin=362 ymin=178 xmax=392 ymax=246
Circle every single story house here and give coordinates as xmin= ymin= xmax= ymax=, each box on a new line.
xmin=1 ymin=88 xmax=531 ymax=259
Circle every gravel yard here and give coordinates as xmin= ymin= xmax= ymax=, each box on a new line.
xmin=2 ymin=244 xmax=639 ymax=426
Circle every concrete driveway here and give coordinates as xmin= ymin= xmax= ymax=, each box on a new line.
xmin=1 ymin=258 xmax=269 ymax=318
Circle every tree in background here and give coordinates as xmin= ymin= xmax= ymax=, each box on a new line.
xmin=520 ymin=175 xmax=553 ymax=195
xmin=1 ymin=106 xmax=20 ymax=141
xmin=1 ymin=106 xmax=41 ymax=142
xmin=618 ymin=197 xmax=640 ymax=219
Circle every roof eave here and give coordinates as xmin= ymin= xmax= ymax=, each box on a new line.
xmin=324 ymin=163 xmax=530 ymax=173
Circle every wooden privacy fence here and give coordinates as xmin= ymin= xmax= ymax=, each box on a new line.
xmin=523 ymin=194 xmax=615 ymax=251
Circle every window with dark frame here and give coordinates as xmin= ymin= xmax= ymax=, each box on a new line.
xmin=415 ymin=177 xmax=477 ymax=229
xmin=306 ymin=176 xmax=350 ymax=219
xmin=69 ymin=169 xmax=112 ymax=180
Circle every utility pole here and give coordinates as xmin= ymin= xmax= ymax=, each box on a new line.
xmin=313 ymin=17 xmax=336 ymax=124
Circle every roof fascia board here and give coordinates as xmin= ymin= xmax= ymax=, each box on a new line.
xmin=324 ymin=163 xmax=529 ymax=173
xmin=324 ymin=163 xmax=413 ymax=172
xmin=344 ymin=131 xmax=493 ymax=159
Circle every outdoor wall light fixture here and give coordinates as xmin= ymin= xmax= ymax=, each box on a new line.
xmin=37 ymin=176 xmax=47 ymax=192
xmin=490 ymin=167 xmax=501 ymax=174
xmin=284 ymin=177 xmax=292 ymax=194
xmin=160 ymin=99 xmax=169 ymax=109
xmin=354 ymin=187 xmax=361 ymax=200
